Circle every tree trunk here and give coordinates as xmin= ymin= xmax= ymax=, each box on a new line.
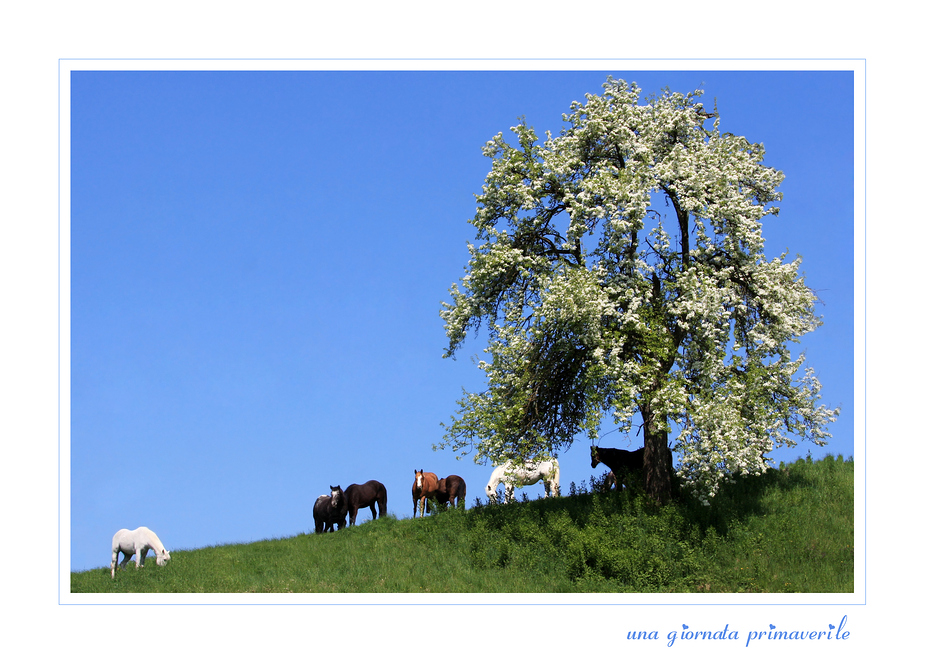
xmin=640 ymin=401 xmax=674 ymax=505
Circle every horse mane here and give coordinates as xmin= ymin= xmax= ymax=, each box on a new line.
xmin=140 ymin=527 xmax=166 ymax=554
xmin=592 ymin=446 xmax=644 ymax=467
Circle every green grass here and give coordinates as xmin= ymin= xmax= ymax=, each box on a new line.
xmin=71 ymin=454 xmax=853 ymax=593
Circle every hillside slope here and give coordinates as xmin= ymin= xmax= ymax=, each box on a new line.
xmin=71 ymin=455 xmax=854 ymax=593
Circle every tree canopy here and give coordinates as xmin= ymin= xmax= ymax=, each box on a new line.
xmin=440 ymin=77 xmax=839 ymax=504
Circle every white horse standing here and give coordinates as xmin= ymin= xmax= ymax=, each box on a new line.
xmin=111 ymin=527 xmax=171 ymax=579
xmin=485 ymin=458 xmax=560 ymax=504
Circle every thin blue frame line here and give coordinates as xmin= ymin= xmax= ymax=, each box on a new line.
xmin=861 ymin=60 xmax=867 ymax=605
xmin=60 ymin=61 xmax=864 ymax=605
xmin=57 ymin=57 xmax=866 ymax=62
xmin=58 ymin=59 xmax=62 ymax=605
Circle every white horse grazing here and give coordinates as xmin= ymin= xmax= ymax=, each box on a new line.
xmin=485 ymin=458 xmax=560 ymax=504
xmin=111 ymin=527 xmax=171 ymax=579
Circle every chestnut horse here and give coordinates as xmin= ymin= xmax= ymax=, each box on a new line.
xmin=412 ymin=470 xmax=438 ymax=517
xmin=345 ymin=480 xmax=388 ymax=526
xmin=590 ymin=445 xmax=644 ymax=492
xmin=434 ymin=475 xmax=467 ymax=510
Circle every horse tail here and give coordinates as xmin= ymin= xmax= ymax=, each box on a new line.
xmin=552 ymin=460 xmax=561 ymax=497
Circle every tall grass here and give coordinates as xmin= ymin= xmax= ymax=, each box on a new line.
xmin=71 ymin=455 xmax=853 ymax=593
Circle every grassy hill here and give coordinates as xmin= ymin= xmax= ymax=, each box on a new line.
xmin=71 ymin=454 xmax=853 ymax=593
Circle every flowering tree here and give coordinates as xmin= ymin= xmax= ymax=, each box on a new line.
xmin=440 ymin=78 xmax=839 ymax=505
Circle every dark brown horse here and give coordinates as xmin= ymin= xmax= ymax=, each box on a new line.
xmin=412 ymin=470 xmax=438 ymax=518
xmin=591 ymin=446 xmax=644 ymax=492
xmin=313 ymin=485 xmax=347 ymax=533
xmin=345 ymin=480 xmax=388 ymax=526
xmin=434 ymin=475 xmax=467 ymax=510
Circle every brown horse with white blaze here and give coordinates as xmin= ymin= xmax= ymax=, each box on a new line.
xmin=313 ymin=485 xmax=347 ymax=533
xmin=412 ymin=470 xmax=439 ymax=518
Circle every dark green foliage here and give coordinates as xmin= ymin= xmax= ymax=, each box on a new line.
xmin=72 ymin=455 xmax=853 ymax=593
xmin=464 ymin=488 xmax=702 ymax=591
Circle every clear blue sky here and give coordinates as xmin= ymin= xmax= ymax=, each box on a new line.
xmin=69 ymin=69 xmax=854 ymax=573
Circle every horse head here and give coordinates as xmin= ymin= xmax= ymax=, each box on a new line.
xmin=330 ymin=485 xmax=343 ymax=508
xmin=485 ymin=484 xmax=497 ymax=503
xmin=590 ymin=446 xmax=600 ymax=468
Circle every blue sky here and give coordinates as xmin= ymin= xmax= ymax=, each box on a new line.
xmin=68 ymin=69 xmax=855 ymax=573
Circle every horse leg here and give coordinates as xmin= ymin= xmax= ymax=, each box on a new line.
xmin=111 ymin=549 xmax=119 ymax=579
xmin=119 ymin=551 xmax=131 ymax=570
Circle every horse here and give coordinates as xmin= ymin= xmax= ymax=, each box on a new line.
xmin=485 ymin=458 xmax=560 ymax=504
xmin=313 ymin=485 xmax=347 ymax=533
xmin=590 ymin=445 xmax=644 ymax=492
xmin=345 ymin=480 xmax=388 ymax=526
xmin=412 ymin=470 xmax=439 ymax=518
xmin=434 ymin=475 xmax=467 ymax=510
xmin=110 ymin=526 xmax=170 ymax=579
